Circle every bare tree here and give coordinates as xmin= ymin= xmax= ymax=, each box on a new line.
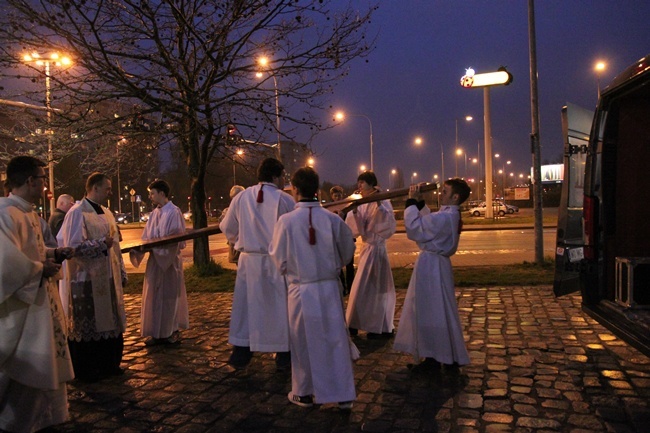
xmin=0 ymin=0 xmax=376 ymax=264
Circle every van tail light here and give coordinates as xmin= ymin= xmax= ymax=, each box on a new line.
xmin=583 ymin=195 xmax=597 ymax=260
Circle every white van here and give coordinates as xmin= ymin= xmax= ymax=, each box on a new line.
xmin=554 ymin=54 xmax=650 ymax=355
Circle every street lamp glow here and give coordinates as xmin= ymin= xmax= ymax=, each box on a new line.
xmin=360 ymin=164 xmax=366 ymax=172
xmin=307 ymin=157 xmax=315 ymax=167
xmin=465 ymin=115 xmax=473 ymax=122
xmin=595 ymin=61 xmax=606 ymax=72
xmin=414 ymin=137 xmax=422 ymax=146
xmin=391 ymin=169 xmax=397 ymax=174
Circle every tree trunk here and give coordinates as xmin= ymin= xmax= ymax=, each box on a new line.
xmin=190 ymin=174 xmax=210 ymax=266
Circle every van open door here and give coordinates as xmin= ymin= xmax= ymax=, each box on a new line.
xmin=553 ymin=103 xmax=593 ymax=297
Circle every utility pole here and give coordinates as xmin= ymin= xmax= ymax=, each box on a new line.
xmin=528 ymin=0 xmax=544 ymax=264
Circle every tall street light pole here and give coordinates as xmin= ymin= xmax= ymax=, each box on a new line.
xmin=460 ymin=67 xmax=513 ymax=219
xmin=529 ymin=0 xmax=544 ymax=264
xmin=116 ymin=137 xmax=126 ymax=213
xmin=595 ymin=61 xmax=606 ymax=99
xmin=22 ymin=52 xmax=72 ymax=215
xmin=335 ymin=111 xmax=374 ymax=171
xmin=233 ymin=149 xmax=243 ymax=186
xmin=257 ymin=57 xmax=282 ymax=162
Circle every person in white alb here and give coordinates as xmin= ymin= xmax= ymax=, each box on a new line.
xmin=0 ymin=156 xmax=75 ymax=433
xmin=57 ymin=172 xmax=127 ymax=382
xmin=393 ymin=178 xmax=472 ymax=373
xmin=345 ymin=170 xmax=397 ymax=339
xmin=130 ymin=179 xmax=189 ymax=346
xmin=219 ymin=158 xmax=295 ymax=371
xmin=269 ymin=167 xmax=357 ymax=409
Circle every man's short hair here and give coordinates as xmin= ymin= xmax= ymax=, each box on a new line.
xmin=148 ymin=179 xmax=171 ymax=197
xmin=5 ymin=155 xmax=45 ymax=190
xmin=257 ymin=158 xmax=284 ymax=182
xmin=292 ymin=167 xmax=319 ymax=199
xmin=85 ymin=172 xmax=110 ymax=192
xmin=357 ymin=170 xmax=378 ymax=187
xmin=445 ymin=178 xmax=471 ymax=205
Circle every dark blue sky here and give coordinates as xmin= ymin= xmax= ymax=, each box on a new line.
xmin=304 ymin=0 xmax=650 ymax=189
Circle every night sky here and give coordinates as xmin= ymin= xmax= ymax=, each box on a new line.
xmin=303 ymin=1 xmax=650 ymax=189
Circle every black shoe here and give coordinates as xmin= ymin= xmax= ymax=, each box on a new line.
xmin=288 ymin=392 xmax=313 ymax=408
xmin=443 ymin=362 xmax=461 ymax=373
xmin=348 ymin=328 xmax=358 ymax=336
xmin=367 ymin=331 xmax=393 ymax=340
xmin=407 ymin=358 xmax=441 ymax=373
xmin=276 ymin=351 xmax=291 ymax=372
xmin=109 ymin=367 xmax=125 ymax=376
xmin=228 ymin=346 xmax=253 ymax=369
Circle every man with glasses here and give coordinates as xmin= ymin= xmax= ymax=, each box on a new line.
xmin=0 ymin=156 xmax=75 ymax=432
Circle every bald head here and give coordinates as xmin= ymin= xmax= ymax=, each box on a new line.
xmin=56 ymin=194 xmax=75 ymax=212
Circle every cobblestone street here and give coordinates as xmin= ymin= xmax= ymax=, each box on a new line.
xmin=56 ymin=286 xmax=650 ymax=432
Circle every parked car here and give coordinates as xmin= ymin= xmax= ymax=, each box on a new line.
xmin=504 ymin=203 xmax=519 ymax=213
xmin=115 ymin=212 xmax=132 ymax=224
xmin=140 ymin=212 xmax=151 ymax=222
xmin=183 ymin=211 xmax=192 ymax=221
xmin=467 ymin=202 xmax=507 ymax=217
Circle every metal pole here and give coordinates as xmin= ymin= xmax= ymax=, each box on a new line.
xmin=529 ymin=0 xmax=544 ymax=264
xmin=441 ymin=143 xmax=445 ymax=181
xmin=116 ymin=141 xmax=122 ymax=213
xmin=273 ymin=75 xmax=281 ymax=162
xmin=45 ymin=61 xmax=55 ymax=214
xmin=233 ymin=161 xmax=236 ymax=186
xmin=484 ymin=87 xmax=494 ymax=219
xmin=369 ymin=118 xmax=374 ymax=172
xmin=455 ymin=119 xmax=458 ymax=177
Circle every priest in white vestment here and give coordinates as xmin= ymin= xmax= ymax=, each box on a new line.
xmin=57 ymin=173 xmax=127 ymax=382
xmin=130 ymin=179 xmax=189 ymax=345
xmin=270 ymin=167 xmax=357 ymax=408
xmin=219 ymin=158 xmax=295 ymax=370
xmin=345 ymin=171 xmax=397 ymax=338
xmin=393 ymin=179 xmax=472 ymax=372
xmin=1 ymin=156 xmax=75 ymax=433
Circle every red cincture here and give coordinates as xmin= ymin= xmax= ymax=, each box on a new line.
xmin=256 ymin=184 xmax=264 ymax=203
xmin=308 ymin=207 xmax=316 ymax=245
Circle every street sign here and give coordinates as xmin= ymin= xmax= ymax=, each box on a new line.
xmin=135 ymin=195 xmax=141 ymax=203
xmin=46 ymin=191 xmax=54 ymax=200
xmin=130 ymin=188 xmax=136 ymax=196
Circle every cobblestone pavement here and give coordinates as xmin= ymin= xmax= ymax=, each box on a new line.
xmin=54 ymin=285 xmax=650 ymax=433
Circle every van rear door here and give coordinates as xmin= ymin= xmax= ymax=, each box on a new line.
xmin=553 ymin=103 xmax=593 ymax=297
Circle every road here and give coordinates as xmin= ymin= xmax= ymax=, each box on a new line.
xmin=121 ymin=226 xmax=557 ymax=272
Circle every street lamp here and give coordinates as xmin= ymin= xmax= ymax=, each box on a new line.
xmin=411 ymin=172 xmax=418 ymax=184
xmin=453 ymin=115 xmax=473 ymax=178
xmin=233 ymin=149 xmax=244 ymax=185
xmin=390 ymin=169 xmax=397 ymax=189
xmin=257 ymin=56 xmax=281 ymax=162
xmin=116 ymin=137 xmax=127 ymax=213
xmin=455 ymin=148 xmax=464 ymax=178
xmin=359 ymin=164 xmax=367 ymax=174
xmin=307 ymin=157 xmax=315 ymax=167
xmin=335 ymin=111 xmax=374 ymax=171
xmin=595 ymin=61 xmax=606 ymax=98
xmin=22 ymin=51 xmax=72 ymax=215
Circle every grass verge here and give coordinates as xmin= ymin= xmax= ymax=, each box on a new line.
xmin=124 ymin=257 xmax=554 ymax=295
